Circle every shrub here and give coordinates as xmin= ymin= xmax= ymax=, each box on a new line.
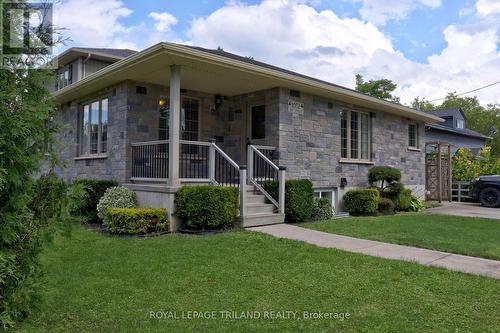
xmin=394 ymin=188 xmax=413 ymax=211
xmin=105 ymin=208 xmax=169 ymax=234
xmin=409 ymin=196 xmax=424 ymax=212
xmin=453 ymin=147 xmax=500 ymax=181
xmin=343 ymin=188 xmax=380 ymax=216
xmin=175 ymin=186 xmax=239 ymax=230
xmin=1 ymin=174 xmax=68 ymax=329
xmin=264 ymin=179 xmax=314 ymax=223
xmin=382 ymin=182 xmax=405 ymax=199
xmin=28 ymin=174 xmax=68 ymax=226
xmin=312 ymin=197 xmax=334 ymax=221
xmin=378 ymin=198 xmax=396 ymax=215
xmin=97 ymin=186 xmax=137 ymax=221
xmin=69 ymin=179 xmax=118 ymax=223
xmin=368 ymin=166 xmax=401 ymax=190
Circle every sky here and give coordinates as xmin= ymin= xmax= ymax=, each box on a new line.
xmin=53 ymin=0 xmax=500 ymax=106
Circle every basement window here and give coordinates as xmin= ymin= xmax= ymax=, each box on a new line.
xmin=314 ymin=188 xmax=337 ymax=214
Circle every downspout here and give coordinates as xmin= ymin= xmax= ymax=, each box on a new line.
xmin=82 ymin=53 xmax=91 ymax=78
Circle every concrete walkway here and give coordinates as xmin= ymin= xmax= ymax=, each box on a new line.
xmin=250 ymin=224 xmax=500 ymax=280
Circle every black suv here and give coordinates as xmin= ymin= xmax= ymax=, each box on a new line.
xmin=470 ymin=175 xmax=500 ymax=208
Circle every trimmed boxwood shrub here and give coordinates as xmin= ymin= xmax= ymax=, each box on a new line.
xmin=368 ymin=166 xmax=401 ymax=189
xmin=264 ymin=179 xmax=314 ymax=223
xmin=343 ymin=188 xmax=380 ymax=216
xmin=312 ymin=197 xmax=333 ymax=221
xmin=378 ymin=198 xmax=396 ymax=215
xmin=68 ymin=178 xmax=118 ymax=223
xmin=175 ymin=185 xmax=239 ymax=230
xmin=105 ymin=208 xmax=169 ymax=234
xmin=97 ymin=186 xmax=137 ymax=221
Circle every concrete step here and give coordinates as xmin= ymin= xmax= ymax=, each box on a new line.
xmin=246 ymin=194 xmax=267 ymax=204
xmin=246 ymin=203 xmax=276 ymax=215
xmin=242 ymin=213 xmax=285 ymax=227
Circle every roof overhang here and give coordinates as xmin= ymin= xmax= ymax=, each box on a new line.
xmin=54 ymin=42 xmax=443 ymax=123
xmin=55 ymin=47 xmax=126 ymax=67
xmin=426 ymin=124 xmax=492 ymax=140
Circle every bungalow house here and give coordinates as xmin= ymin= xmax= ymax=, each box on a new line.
xmin=51 ymin=42 xmax=442 ymax=230
xmin=425 ymin=107 xmax=491 ymax=155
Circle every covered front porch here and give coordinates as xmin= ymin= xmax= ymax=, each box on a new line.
xmin=123 ymin=64 xmax=286 ymax=229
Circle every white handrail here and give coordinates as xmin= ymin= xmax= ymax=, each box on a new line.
xmin=213 ymin=143 xmax=240 ymax=170
xmin=252 ymin=145 xmax=276 ymax=151
xmin=248 ymin=145 xmax=285 ymax=213
xmin=252 ymin=146 xmax=279 ymax=171
xmin=131 ymin=140 xmax=168 ymax=146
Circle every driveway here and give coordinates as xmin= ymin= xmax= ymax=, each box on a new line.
xmin=426 ymin=202 xmax=500 ymax=219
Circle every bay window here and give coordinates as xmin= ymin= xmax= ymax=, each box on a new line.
xmin=79 ymin=98 xmax=108 ymax=156
xmin=341 ymin=110 xmax=371 ymax=160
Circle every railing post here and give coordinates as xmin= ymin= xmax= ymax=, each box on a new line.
xmin=458 ymin=182 xmax=462 ymax=202
xmin=247 ymin=145 xmax=253 ymax=184
xmin=240 ymin=166 xmax=247 ymax=218
xmin=209 ymin=139 xmax=216 ymax=183
xmin=278 ymin=166 xmax=286 ymax=214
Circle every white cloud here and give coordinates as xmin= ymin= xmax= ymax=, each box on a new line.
xmin=149 ymin=11 xmax=178 ymax=32
xmin=55 ymin=0 xmax=134 ymax=48
xmin=351 ymin=0 xmax=442 ymax=25
xmin=187 ymin=0 xmax=500 ymax=105
xmin=476 ymin=0 xmax=500 ymax=16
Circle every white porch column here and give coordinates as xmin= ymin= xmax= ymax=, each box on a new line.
xmin=168 ymin=65 xmax=181 ymax=188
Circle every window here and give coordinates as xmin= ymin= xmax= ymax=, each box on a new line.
xmin=457 ymin=119 xmax=465 ymax=129
xmin=181 ymin=97 xmax=199 ymax=141
xmin=79 ymin=98 xmax=108 ymax=156
xmin=158 ymin=97 xmax=199 ymax=141
xmin=340 ymin=110 xmax=371 ymax=160
xmin=158 ymin=98 xmax=169 ymax=140
xmin=251 ymin=105 xmax=266 ymax=140
xmin=314 ymin=189 xmax=336 ymax=214
xmin=408 ymin=123 xmax=419 ymax=148
xmin=57 ymin=64 xmax=72 ymax=90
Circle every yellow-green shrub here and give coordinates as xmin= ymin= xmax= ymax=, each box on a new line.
xmin=105 ymin=208 xmax=169 ymax=235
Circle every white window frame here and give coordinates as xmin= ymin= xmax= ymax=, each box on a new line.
xmin=340 ymin=110 xmax=371 ymax=161
xmin=456 ymin=119 xmax=465 ymax=129
xmin=157 ymin=95 xmax=201 ymax=141
xmin=408 ymin=123 xmax=419 ymax=149
xmin=314 ymin=188 xmax=337 ymax=214
xmin=78 ymin=97 xmax=108 ymax=157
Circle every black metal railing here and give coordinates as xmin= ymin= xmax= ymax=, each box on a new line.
xmin=214 ymin=145 xmax=240 ymax=187
xmin=131 ymin=140 xmax=169 ymax=180
xmin=179 ymin=141 xmax=210 ymax=179
xmin=251 ymin=147 xmax=279 ymax=191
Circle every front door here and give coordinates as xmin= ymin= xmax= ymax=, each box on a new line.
xmin=243 ymin=104 xmax=266 ymax=164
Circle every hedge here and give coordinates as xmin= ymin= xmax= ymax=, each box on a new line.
xmin=175 ymin=185 xmax=239 ymax=230
xmin=105 ymin=208 xmax=169 ymax=234
xmin=68 ymin=179 xmax=118 ymax=223
xmin=264 ymin=179 xmax=314 ymax=223
xmin=343 ymin=188 xmax=380 ymax=216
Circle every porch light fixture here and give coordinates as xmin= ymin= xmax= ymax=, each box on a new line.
xmin=340 ymin=178 xmax=347 ymax=188
xmin=158 ymin=99 xmax=167 ymax=107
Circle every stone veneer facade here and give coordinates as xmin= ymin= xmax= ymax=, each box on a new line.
xmin=54 ymin=81 xmax=426 ymax=202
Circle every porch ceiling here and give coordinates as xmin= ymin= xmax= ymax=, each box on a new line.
xmin=54 ymin=43 xmax=443 ymax=123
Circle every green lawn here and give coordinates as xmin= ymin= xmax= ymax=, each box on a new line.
xmin=15 ymin=225 xmax=500 ymax=333
xmin=301 ymin=213 xmax=500 ymax=260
